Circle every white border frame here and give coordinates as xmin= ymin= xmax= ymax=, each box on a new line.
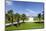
xmin=0 ymin=0 xmax=46 ymax=31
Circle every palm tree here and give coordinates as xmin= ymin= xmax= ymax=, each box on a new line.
xmin=42 ymin=11 xmax=44 ymax=20
xmin=38 ymin=13 xmax=41 ymax=22
xmin=15 ymin=13 xmax=20 ymax=26
xmin=8 ymin=10 xmax=13 ymax=25
xmin=21 ymin=14 xmax=28 ymax=23
xmin=5 ymin=14 xmax=8 ymax=21
xmin=5 ymin=13 xmax=10 ymax=23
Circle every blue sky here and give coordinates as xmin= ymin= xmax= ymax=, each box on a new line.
xmin=6 ymin=0 xmax=44 ymax=17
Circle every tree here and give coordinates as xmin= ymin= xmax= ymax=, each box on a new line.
xmin=21 ymin=14 xmax=28 ymax=23
xmin=38 ymin=13 xmax=41 ymax=22
xmin=15 ymin=13 xmax=20 ymax=26
xmin=5 ymin=14 xmax=8 ymax=21
xmin=8 ymin=10 xmax=13 ymax=25
xmin=5 ymin=13 xmax=10 ymax=23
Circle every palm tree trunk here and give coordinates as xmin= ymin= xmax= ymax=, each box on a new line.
xmin=23 ymin=19 xmax=24 ymax=23
xmin=39 ymin=18 xmax=41 ymax=23
xmin=17 ymin=18 xmax=19 ymax=27
xmin=11 ymin=16 xmax=13 ymax=26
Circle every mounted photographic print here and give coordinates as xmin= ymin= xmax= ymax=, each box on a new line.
xmin=5 ymin=0 xmax=44 ymax=31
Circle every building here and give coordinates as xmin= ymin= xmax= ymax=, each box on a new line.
xmin=24 ymin=16 xmax=34 ymax=22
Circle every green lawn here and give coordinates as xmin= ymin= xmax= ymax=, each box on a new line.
xmin=5 ymin=22 xmax=44 ymax=30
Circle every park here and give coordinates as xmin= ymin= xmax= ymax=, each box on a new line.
xmin=5 ymin=1 xmax=44 ymax=31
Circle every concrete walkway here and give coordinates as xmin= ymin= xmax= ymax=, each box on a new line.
xmin=5 ymin=21 xmax=23 ymax=26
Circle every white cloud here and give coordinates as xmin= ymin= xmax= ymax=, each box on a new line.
xmin=25 ymin=9 xmax=35 ymax=13
xmin=25 ymin=9 xmax=39 ymax=16
xmin=6 ymin=0 xmax=13 ymax=5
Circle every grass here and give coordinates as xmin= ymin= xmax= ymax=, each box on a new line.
xmin=5 ymin=22 xmax=44 ymax=30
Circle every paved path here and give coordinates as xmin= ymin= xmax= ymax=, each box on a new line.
xmin=5 ymin=21 xmax=23 ymax=26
